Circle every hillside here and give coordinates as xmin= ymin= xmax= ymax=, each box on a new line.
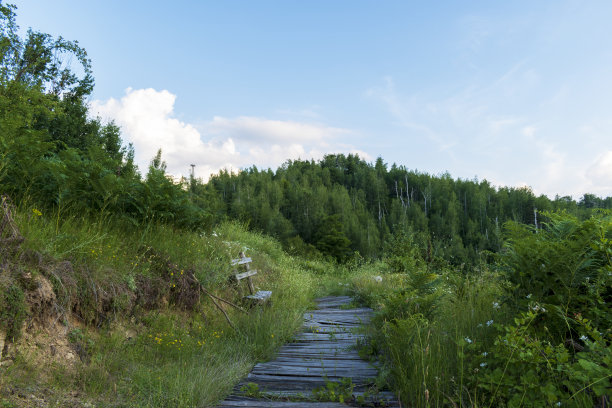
xmin=1 ymin=3 xmax=611 ymax=407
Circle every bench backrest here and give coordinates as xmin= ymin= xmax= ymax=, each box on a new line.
xmin=231 ymin=252 xmax=257 ymax=294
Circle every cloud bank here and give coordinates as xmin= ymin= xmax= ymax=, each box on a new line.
xmin=91 ymin=88 xmax=368 ymax=180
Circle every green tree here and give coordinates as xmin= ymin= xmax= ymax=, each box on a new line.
xmin=314 ymin=214 xmax=351 ymax=262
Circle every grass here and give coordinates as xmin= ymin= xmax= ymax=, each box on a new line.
xmin=349 ymin=263 xmax=509 ymax=408
xmin=1 ymin=205 xmax=332 ymax=407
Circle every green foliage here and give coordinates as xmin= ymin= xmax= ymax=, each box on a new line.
xmin=502 ymin=211 xmax=612 ymax=339
xmin=283 ymin=235 xmax=321 ymax=259
xmin=468 ymin=212 xmax=612 ymax=407
xmin=477 ymin=310 xmax=611 ymax=407
xmin=352 ymin=211 xmax=611 ymax=407
xmin=357 ymin=267 xmax=504 ymax=408
xmin=0 ymin=5 xmax=211 ymax=233
xmin=313 ymin=377 xmax=355 ymax=404
xmin=383 ymin=225 xmax=424 ymax=273
xmin=207 ymin=155 xmax=611 ymax=266
xmin=0 ymin=283 xmax=26 ymax=342
xmin=239 ymin=382 xmax=262 ymax=398
xmin=314 ymin=214 xmax=351 ymax=262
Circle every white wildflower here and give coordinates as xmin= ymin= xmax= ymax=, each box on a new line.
xmin=580 ymin=335 xmax=588 ymax=341
xmin=482 ymin=352 xmax=488 ymax=357
xmin=464 ymin=337 xmax=472 ymax=344
xmin=492 ymin=302 xmax=500 ymax=309
xmin=486 ymin=320 xmax=494 ymax=326
xmin=526 ymin=294 xmax=532 ymax=299
xmin=480 ymin=362 xmax=487 ymax=367
xmin=529 ymin=304 xmax=546 ymax=313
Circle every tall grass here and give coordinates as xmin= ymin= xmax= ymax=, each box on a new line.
xmin=2 ymin=205 xmax=323 ymax=406
xmin=351 ymin=266 xmax=507 ymax=407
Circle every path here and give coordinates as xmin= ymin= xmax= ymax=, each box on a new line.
xmin=217 ymin=296 xmax=400 ymax=407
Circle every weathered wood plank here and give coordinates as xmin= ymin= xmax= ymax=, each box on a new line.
xmin=277 ymin=344 xmax=354 ymax=352
xmin=245 ymin=290 xmax=272 ymax=303
xmin=295 ymin=332 xmax=362 ymax=340
xmin=252 ymin=359 xmax=372 ymax=367
xmin=218 ymin=400 xmax=349 ymax=407
xmin=251 ymin=365 xmax=378 ymax=376
xmin=244 ymin=373 xmax=375 ymax=387
xmin=235 ymin=269 xmax=258 ymax=280
xmin=256 ymin=390 xmax=401 ymax=407
xmin=231 ymin=257 xmax=253 ymax=266
xmin=273 ymin=354 xmax=364 ymax=361
xmin=314 ymin=296 xmax=353 ymax=307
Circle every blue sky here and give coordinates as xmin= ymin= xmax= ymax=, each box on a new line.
xmin=12 ymin=0 xmax=612 ymax=198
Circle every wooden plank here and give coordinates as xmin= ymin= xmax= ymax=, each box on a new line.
xmin=231 ymin=257 xmax=252 ymax=266
xmin=262 ymin=360 xmax=375 ymax=368
xmin=277 ymin=344 xmax=355 ymax=352
xmin=250 ymin=368 xmax=378 ymax=379
xmin=245 ymin=290 xmax=272 ymax=302
xmin=254 ymin=358 xmax=375 ymax=367
xmin=244 ymin=373 xmax=375 ymax=386
xmin=273 ymin=353 xmax=364 ymax=361
xmin=278 ymin=342 xmax=355 ymax=351
xmin=257 ymin=390 xmax=401 ymax=407
xmin=307 ymin=308 xmax=373 ymax=314
xmin=235 ymin=270 xmax=258 ymax=280
xmin=218 ymin=400 xmax=349 ymax=407
xmin=315 ymin=296 xmax=352 ymax=305
xmin=295 ymin=332 xmax=362 ymax=340
xmin=303 ymin=325 xmax=357 ymax=332
xmin=251 ymin=362 xmax=378 ymax=372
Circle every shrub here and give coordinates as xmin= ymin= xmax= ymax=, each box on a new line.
xmin=502 ymin=212 xmax=612 ymax=340
xmin=477 ymin=309 xmax=611 ymax=407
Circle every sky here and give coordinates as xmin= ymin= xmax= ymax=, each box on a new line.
xmin=10 ymin=0 xmax=612 ymax=199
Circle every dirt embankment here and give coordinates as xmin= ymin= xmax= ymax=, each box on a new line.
xmin=1 ymin=268 xmax=77 ymax=368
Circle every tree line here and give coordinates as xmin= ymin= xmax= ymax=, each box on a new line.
xmin=203 ymin=155 xmax=611 ymax=264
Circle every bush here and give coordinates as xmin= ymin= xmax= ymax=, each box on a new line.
xmin=502 ymin=212 xmax=612 ymax=339
xmin=477 ymin=310 xmax=611 ymax=407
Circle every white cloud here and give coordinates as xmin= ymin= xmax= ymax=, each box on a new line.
xmin=205 ymin=116 xmax=350 ymax=144
xmin=91 ymin=88 xmax=365 ymax=180
xmin=521 ymin=126 xmax=536 ymax=137
xmin=586 ymin=151 xmax=612 ymax=196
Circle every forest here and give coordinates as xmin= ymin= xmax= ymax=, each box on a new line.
xmin=205 ymin=155 xmax=611 ymax=264
xmin=1 ymin=2 xmax=611 ymax=407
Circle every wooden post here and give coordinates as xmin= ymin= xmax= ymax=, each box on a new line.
xmin=240 ymin=252 xmax=255 ymax=294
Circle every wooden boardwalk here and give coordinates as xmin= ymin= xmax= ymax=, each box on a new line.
xmin=217 ymin=296 xmax=400 ymax=407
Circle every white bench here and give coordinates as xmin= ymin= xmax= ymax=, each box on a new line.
xmin=231 ymin=252 xmax=272 ymax=305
